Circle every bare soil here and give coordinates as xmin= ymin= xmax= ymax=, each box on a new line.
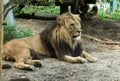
xmin=2 ymin=17 xmax=120 ymax=81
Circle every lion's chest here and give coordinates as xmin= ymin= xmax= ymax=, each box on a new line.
xmin=57 ymin=41 xmax=83 ymax=57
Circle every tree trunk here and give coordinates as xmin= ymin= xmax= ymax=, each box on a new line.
xmin=55 ymin=0 xmax=97 ymax=14
xmin=0 ymin=0 xmax=3 ymax=80
xmin=71 ymin=0 xmax=80 ymax=14
xmin=60 ymin=5 xmax=68 ymax=14
xmin=55 ymin=0 xmax=73 ymax=14
xmin=55 ymin=0 xmax=73 ymax=5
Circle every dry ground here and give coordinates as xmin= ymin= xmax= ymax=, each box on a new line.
xmin=2 ymin=17 xmax=120 ymax=81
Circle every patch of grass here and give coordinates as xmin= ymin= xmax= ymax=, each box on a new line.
xmin=36 ymin=6 xmax=60 ymax=16
xmin=21 ymin=5 xmax=38 ymax=15
xmin=98 ymin=8 xmax=120 ymax=21
xmin=37 ymin=6 xmax=60 ymax=14
xmin=13 ymin=5 xmax=60 ymax=16
xmin=15 ymin=27 xmax=33 ymax=38
xmin=4 ymin=25 xmax=16 ymax=42
xmin=4 ymin=24 xmax=33 ymax=42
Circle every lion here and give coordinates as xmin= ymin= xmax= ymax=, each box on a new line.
xmin=3 ymin=12 xmax=97 ymax=71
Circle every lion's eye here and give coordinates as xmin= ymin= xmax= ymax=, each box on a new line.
xmin=70 ymin=23 xmax=74 ymax=27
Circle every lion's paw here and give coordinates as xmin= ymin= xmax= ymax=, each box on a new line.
xmin=89 ymin=57 xmax=98 ymax=63
xmin=26 ymin=65 xmax=35 ymax=71
xmin=34 ymin=62 xmax=42 ymax=67
xmin=75 ymin=57 xmax=87 ymax=63
xmin=81 ymin=58 xmax=87 ymax=63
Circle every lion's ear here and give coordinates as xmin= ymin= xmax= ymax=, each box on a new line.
xmin=57 ymin=17 xmax=65 ymax=26
xmin=76 ymin=14 xmax=81 ymax=21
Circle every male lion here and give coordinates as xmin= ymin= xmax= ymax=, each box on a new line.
xmin=3 ymin=13 xmax=97 ymax=70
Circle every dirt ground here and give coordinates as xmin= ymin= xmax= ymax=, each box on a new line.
xmin=2 ymin=17 xmax=120 ymax=81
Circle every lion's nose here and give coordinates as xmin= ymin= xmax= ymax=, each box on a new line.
xmin=77 ymin=30 xmax=82 ymax=33
xmin=77 ymin=31 xmax=80 ymax=33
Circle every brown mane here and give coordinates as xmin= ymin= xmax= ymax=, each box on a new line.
xmin=40 ymin=15 xmax=83 ymax=58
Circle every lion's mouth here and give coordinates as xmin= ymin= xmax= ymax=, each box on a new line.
xmin=72 ymin=35 xmax=81 ymax=40
xmin=72 ymin=35 xmax=80 ymax=38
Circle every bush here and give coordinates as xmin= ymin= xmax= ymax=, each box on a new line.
xmin=13 ymin=5 xmax=37 ymax=16
xmin=20 ymin=5 xmax=38 ymax=15
xmin=4 ymin=25 xmax=16 ymax=42
xmin=98 ymin=8 xmax=120 ymax=21
xmin=36 ymin=6 xmax=60 ymax=16
xmin=13 ymin=5 xmax=21 ymax=16
xmin=15 ymin=27 xmax=33 ymax=38
xmin=4 ymin=24 xmax=33 ymax=42
xmin=13 ymin=5 xmax=60 ymax=16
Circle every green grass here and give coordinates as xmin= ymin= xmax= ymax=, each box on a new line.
xmin=36 ymin=6 xmax=60 ymax=16
xmin=13 ymin=6 xmax=60 ymax=16
xmin=98 ymin=8 xmax=120 ymax=21
xmin=4 ymin=24 xmax=33 ymax=42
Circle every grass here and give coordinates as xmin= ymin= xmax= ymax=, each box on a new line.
xmin=98 ymin=8 xmax=120 ymax=21
xmin=36 ymin=6 xmax=60 ymax=16
xmin=4 ymin=24 xmax=33 ymax=43
xmin=14 ymin=6 xmax=60 ymax=16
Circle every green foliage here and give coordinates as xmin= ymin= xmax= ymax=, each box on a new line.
xmin=11 ymin=0 xmax=52 ymax=5
xmin=13 ymin=6 xmax=60 ymax=16
xmin=4 ymin=25 xmax=16 ymax=42
xmin=13 ymin=5 xmax=60 ymax=16
xmin=37 ymin=6 xmax=60 ymax=15
xmin=15 ymin=27 xmax=32 ymax=38
xmin=12 ymin=0 xmax=56 ymax=16
xmin=4 ymin=24 xmax=33 ymax=42
xmin=13 ymin=5 xmax=21 ymax=16
xmin=98 ymin=8 xmax=120 ymax=21
xmin=13 ymin=5 xmax=37 ymax=16
xmin=20 ymin=5 xmax=37 ymax=15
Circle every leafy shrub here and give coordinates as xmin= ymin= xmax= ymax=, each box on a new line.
xmin=15 ymin=27 xmax=33 ymax=38
xmin=4 ymin=25 xmax=16 ymax=42
xmin=4 ymin=24 xmax=33 ymax=42
xmin=13 ymin=5 xmax=60 ymax=16
xmin=20 ymin=5 xmax=38 ymax=15
xmin=13 ymin=5 xmax=21 ymax=16
xmin=12 ymin=0 xmax=56 ymax=16
xmin=13 ymin=5 xmax=37 ymax=16
xmin=36 ymin=6 xmax=60 ymax=15
xmin=98 ymin=8 xmax=120 ymax=21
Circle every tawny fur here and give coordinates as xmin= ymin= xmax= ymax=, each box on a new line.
xmin=3 ymin=13 xmax=97 ymax=70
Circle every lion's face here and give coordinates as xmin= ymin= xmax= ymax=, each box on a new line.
xmin=65 ymin=16 xmax=81 ymax=41
xmin=57 ymin=13 xmax=82 ymax=41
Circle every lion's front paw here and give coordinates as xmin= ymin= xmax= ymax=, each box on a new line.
xmin=34 ymin=62 xmax=42 ymax=67
xmin=88 ymin=57 xmax=98 ymax=63
xmin=75 ymin=57 xmax=87 ymax=63
xmin=25 ymin=65 xmax=35 ymax=71
xmin=81 ymin=58 xmax=87 ymax=63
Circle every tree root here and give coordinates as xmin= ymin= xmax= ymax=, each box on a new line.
xmin=82 ymin=35 xmax=120 ymax=45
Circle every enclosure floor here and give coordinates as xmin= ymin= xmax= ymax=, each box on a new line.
xmin=2 ymin=18 xmax=120 ymax=81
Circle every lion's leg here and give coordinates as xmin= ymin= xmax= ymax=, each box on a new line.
xmin=13 ymin=49 xmax=35 ymax=70
xmin=14 ymin=57 xmax=35 ymax=71
xmin=25 ymin=59 xmax=42 ymax=67
xmin=13 ymin=62 xmax=35 ymax=71
xmin=60 ymin=55 xmax=87 ymax=63
xmin=81 ymin=50 xmax=98 ymax=62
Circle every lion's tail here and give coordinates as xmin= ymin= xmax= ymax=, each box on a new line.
xmin=2 ymin=64 xmax=12 ymax=69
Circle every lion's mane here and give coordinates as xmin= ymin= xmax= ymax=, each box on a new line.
xmin=40 ymin=13 xmax=83 ymax=58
